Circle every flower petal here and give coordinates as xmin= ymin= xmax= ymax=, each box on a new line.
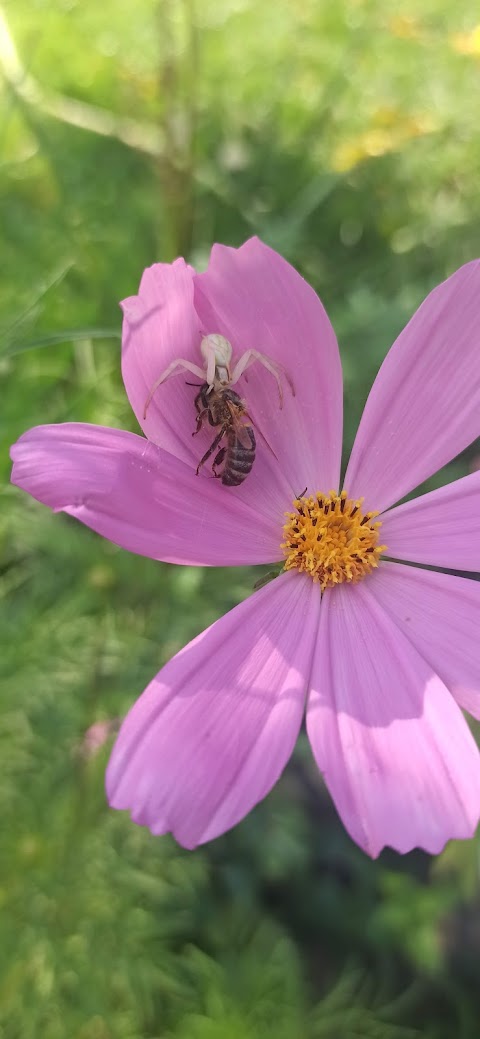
xmin=121 ymin=243 xmax=312 ymax=518
xmin=10 ymin=423 xmax=283 ymax=565
xmin=307 ymin=581 xmax=480 ymax=857
xmin=345 ymin=261 xmax=480 ymax=512
xmin=121 ymin=258 xmax=202 ymax=464
xmin=370 ymin=562 xmax=480 ymax=720
xmin=193 ymin=237 xmax=343 ymax=493
xmin=380 ymin=471 xmax=480 ymax=572
xmin=106 ymin=571 xmax=320 ymax=848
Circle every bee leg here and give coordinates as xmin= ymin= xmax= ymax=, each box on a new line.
xmin=212 ymin=447 xmax=227 ymax=479
xmin=195 ymin=427 xmax=226 ymax=476
xmin=193 ymin=389 xmax=205 ymax=414
xmin=229 ymin=350 xmax=295 ymax=408
xmin=192 ymin=408 xmax=209 ymax=435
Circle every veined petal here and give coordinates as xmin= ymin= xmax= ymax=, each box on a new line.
xmin=121 ymin=258 xmax=202 ymax=464
xmin=370 ymin=562 xmax=480 ymax=721
xmin=121 ymin=243 xmax=311 ymax=518
xmin=307 ymin=581 xmax=480 ymax=857
xmin=106 ymin=571 xmax=320 ymax=848
xmin=380 ymin=471 xmax=480 ymax=572
xmin=345 ymin=261 xmax=480 ymax=513
xmin=193 ymin=237 xmax=343 ymax=494
xmin=10 ymin=423 xmax=283 ymax=565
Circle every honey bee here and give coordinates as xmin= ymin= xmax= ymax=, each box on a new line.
xmin=143 ymin=333 xmax=294 ymax=485
xmin=191 ymin=382 xmax=256 ymax=486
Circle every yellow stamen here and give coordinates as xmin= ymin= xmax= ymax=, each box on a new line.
xmin=281 ymin=490 xmax=386 ymax=590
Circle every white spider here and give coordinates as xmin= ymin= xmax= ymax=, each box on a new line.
xmin=143 ymin=333 xmax=295 ymax=419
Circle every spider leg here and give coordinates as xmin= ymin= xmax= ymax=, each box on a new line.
xmin=201 ymin=334 xmax=232 ymax=389
xmin=143 ymin=359 xmax=206 ymax=418
xmin=229 ymin=350 xmax=295 ymax=408
xmin=203 ymin=338 xmax=217 ymax=390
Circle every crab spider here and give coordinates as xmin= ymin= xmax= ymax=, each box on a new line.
xmin=143 ymin=334 xmax=295 ymax=419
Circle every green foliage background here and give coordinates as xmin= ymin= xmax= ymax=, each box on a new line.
xmin=1 ymin=1 xmax=480 ymax=1035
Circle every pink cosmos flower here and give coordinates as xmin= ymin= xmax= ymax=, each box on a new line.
xmin=10 ymin=238 xmax=480 ymax=857
xmin=78 ymin=719 xmax=121 ymax=759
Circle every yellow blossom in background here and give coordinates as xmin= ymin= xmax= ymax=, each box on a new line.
xmin=331 ymin=109 xmax=438 ymax=173
xmin=450 ymin=25 xmax=480 ymax=56
xmin=388 ymin=15 xmax=422 ymax=40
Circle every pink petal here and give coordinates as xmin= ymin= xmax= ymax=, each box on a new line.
xmin=193 ymin=237 xmax=343 ymax=494
xmin=370 ymin=562 xmax=480 ymax=721
xmin=345 ymin=261 xmax=480 ymax=513
xmin=307 ymin=581 xmax=480 ymax=857
xmin=121 ymin=243 xmax=314 ymax=517
xmin=10 ymin=423 xmax=283 ymax=565
xmin=106 ymin=571 xmax=320 ymax=848
xmin=380 ymin=471 xmax=480 ymax=572
xmin=121 ymin=258 xmax=202 ymax=464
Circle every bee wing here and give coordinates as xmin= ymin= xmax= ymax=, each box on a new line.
xmin=225 ymin=401 xmax=255 ymax=449
xmin=234 ymin=419 xmax=255 ymax=450
xmin=243 ymin=409 xmax=279 ymax=461
xmin=225 ymin=399 xmax=279 ymax=460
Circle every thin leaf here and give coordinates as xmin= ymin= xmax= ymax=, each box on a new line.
xmin=4 ymin=328 xmax=120 ymax=357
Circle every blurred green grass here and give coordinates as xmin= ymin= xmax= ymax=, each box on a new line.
xmin=2 ymin=1 xmax=480 ymax=1036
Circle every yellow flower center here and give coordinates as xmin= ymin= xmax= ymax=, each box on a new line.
xmin=282 ymin=490 xmax=386 ymax=590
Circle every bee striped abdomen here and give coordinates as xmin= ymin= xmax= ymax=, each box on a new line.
xmin=221 ymin=428 xmax=256 ymax=486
